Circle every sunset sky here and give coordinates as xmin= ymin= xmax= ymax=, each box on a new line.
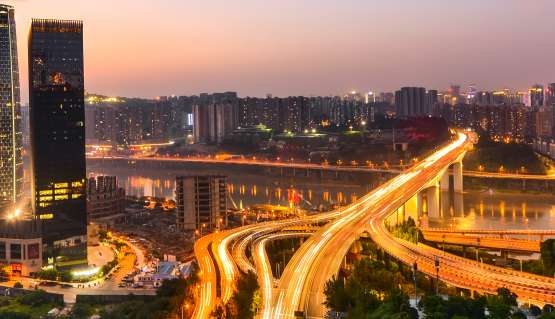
xmin=5 ymin=0 xmax=555 ymax=101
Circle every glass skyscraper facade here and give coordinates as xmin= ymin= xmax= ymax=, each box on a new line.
xmin=0 ymin=5 xmax=23 ymax=215
xmin=29 ymin=19 xmax=87 ymax=268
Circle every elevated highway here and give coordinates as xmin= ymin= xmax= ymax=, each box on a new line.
xmin=273 ymin=133 xmax=470 ymax=318
xmin=191 ymin=132 xmax=555 ymax=318
xmin=421 ymin=230 xmax=540 ymax=253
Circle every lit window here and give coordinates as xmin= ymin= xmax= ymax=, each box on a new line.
xmin=39 ymin=214 xmax=54 ymax=220
xmin=54 ymin=195 xmax=69 ymax=201
xmin=54 ymin=183 xmax=69 ymax=188
xmin=54 ymin=189 xmax=68 ymax=194
xmin=39 ymin=202 xmax=51 ymax=208
xmin=39 ymin=196 xmax=53 ymax=202
xmin=71 ymin=194 xmax=83 ymax=199
xmin=39 ymin=190 xmax=52 ymax=195
xmin=72 ymin=181 xmax=83 ymax=187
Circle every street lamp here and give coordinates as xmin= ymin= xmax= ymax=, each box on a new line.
xmin=182 ymin=303 xmax=190 ymax=319
xmin=412 ymin=262 xmax=418 ymax=307
xmin=434 ymin=256 xmax=440 ymax=295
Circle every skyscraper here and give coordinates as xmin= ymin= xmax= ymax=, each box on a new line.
xmin=29 ymin=19 xmax=87 ymax=267
xmin=0 ymin=5 xmax=23 ymax=214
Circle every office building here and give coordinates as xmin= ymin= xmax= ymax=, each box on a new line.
xmin=86 ymin=176 xmax=126 ymax=227
xmin=29 ymin=19 xmax=87 ymax=267
xmin=175 ymin=175 xmax=227 ymax=233
xmin=0 ymin=219 xmax=42 ymax=276
xmin=0 ymin=5 xmax=23 ymax=214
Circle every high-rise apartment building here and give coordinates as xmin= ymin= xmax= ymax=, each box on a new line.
xmin=530 ymin=84 xmax=544 ymax=108
xmin=395 ymin=87 xmax=430 ymax=118
xmin=0 ymin=5 xmax=23 ymax=214
xmin=29 ymin=19 xmax=87 ymax=267
xmin=86 ymin=176 xmax=126 ymax=226
xmin=546 ymin=83 xmax=555 ymax=107
xmin=175 ymin=175 xmax=227 ymax=233
xmin=193 ymin=92 xmax=238 ymax=143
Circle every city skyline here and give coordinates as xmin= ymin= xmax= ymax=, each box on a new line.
xmin=3 ymin=0 xmax=555 ymax=102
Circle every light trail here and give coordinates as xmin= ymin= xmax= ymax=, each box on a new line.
xmin=273 ymin=133 xmax=470 ymax=318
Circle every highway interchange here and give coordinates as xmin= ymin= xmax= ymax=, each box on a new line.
xmin=191 ymin=132 xmax=555 ymax=318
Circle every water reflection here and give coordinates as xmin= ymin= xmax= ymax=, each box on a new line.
xmin=88 ymin=167 xmax=370 ymax=210
xmin=432 ymin=191 xmax=555 ymax=231
xmin=88 ymin=166 xmax=555 ymax=230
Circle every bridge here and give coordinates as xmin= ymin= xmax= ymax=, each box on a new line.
xmin=87 ymin=154 xmax=555 ymax=181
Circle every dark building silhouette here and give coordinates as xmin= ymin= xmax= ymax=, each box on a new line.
xmin=29 ymin=19 xmax=87 ymax=268
xmin=395 ymin=87 xmax=433 ymax=118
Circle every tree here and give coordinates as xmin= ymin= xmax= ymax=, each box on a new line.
xmin=71 ymin=302 xmax=94 ymax=319
xmin=18 ymin=290 xmax=55 ymax=307
xmin=541 ymin=239 xmax=555 ymax=275
xmin=229 ymin=271 xmax=260 ymax=319
xmin=419 ymin=295 xmax=447 ymax=319
xmin=324 ymin=276 xmax=349 ymax=312
xmin=13 ymin=282 xmax=23 ymax=289
xmin=0 ymin=311 xmax=31 ymax=319
xmin=543 ymin=304 xmax=555 ymax=315
xmin=510 ymin=311 xmax=527 ymax=319
xmin=486 ymin=288 xmax=517 ymax=319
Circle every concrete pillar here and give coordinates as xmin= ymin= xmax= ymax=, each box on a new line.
xmin=440 ymin=171 xmax=450 ymax=192
xmin=420 ymin=214 xmax=429 ymax=229
xmin=417 ymin=192 xmax=424 ymax=217
xmin=453 ymin=161 xmax=463 ymax=193
xmin=427 ymin=186 xmax=440 ymax=218
xmin=454 ymin=192 xmax=464 ymax=217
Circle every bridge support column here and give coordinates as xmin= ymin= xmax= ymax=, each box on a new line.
xmin=427 ymin=185 xmax=440 ymax=218
xmin=453 ymin=161 xmax=463 ymax=193
xmin=454 ymin=192 xmax=464 ymax=217
xmin=417 ymin=192 xmax=424 ymax=217
xmin=440 ymin=171 xmax=450 ymax=192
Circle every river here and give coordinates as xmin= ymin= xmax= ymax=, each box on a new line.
xmin=87 ymin=164 xmax=555 ymax=230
